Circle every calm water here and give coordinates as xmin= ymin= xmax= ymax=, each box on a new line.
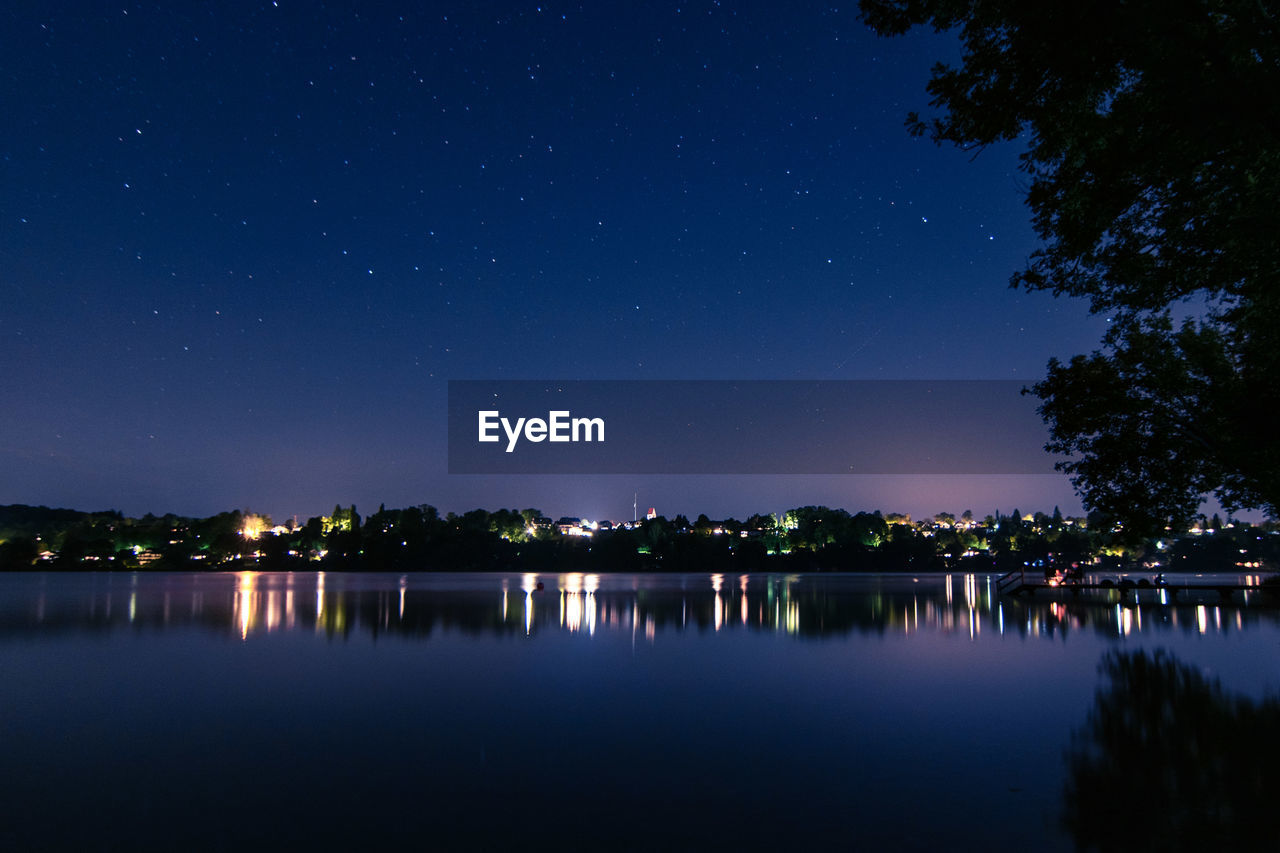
xmin=1 ymin=571 xmax=1277 ymax=851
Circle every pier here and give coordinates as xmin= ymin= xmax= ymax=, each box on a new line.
xmin=995 ymin=570 xmax=1275 ymax=602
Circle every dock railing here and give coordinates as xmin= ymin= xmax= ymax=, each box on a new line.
xmin=995 ymin=569 xmax=1026 ymax=595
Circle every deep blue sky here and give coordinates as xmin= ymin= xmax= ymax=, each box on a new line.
xmin=1 ymin=1 xmax=1105 ymax=523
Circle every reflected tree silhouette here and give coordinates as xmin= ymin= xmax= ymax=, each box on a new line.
xmin=1064 ymin=649 xmax=1280 ymax=851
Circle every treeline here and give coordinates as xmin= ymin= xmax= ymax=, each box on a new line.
xmin=1 ymin=503 xmax=1275 ymax=573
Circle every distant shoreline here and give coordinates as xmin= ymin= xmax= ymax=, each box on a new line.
xmin=3 ymin=502 xmax=1275 ymax=575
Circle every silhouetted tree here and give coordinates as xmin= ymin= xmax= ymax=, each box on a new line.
xmin=0 ymin=537 xmax=39 ymax=570
xmin=861 ymin=0 xmax=1280 ymax=535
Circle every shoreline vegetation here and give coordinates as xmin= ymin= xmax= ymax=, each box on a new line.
xmin=2 ymin=502 xmax=1276 ymax=576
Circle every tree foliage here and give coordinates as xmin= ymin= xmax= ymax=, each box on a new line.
xmin=861 ymin=0 xmax=1280 ymax=533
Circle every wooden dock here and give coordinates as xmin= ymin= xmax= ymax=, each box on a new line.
xmin=995 ymin=571 xmax=1274 ymax=601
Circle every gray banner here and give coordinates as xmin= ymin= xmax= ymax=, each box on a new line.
xmin=448 ymin=380 xmax=1054 ymax=474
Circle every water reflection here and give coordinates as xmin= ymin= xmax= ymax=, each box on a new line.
xmin=1064 ymin=649 xmax=1280 ymax=850
xmin=558 ymin=572 xmax=600 ymax=635
xmin=1 ymin=571 xmax=1276 ymax=643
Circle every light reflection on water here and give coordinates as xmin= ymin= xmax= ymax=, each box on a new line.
xmin=1 ymin=570 xmax=1277 ymax=852
xmin=2 ymin=570 xmax=1277 ymax=643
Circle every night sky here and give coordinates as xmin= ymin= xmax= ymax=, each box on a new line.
xmin=2 ymin=1 xmax=1107 ymax=523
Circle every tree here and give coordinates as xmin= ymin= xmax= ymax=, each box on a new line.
xmin=860 ymin=0 xmax=1280 ymax=535
xmin=0 ymin=537 xmax=39 ymax=570
xmin=851 ymin=511 xmax=889 ymax=547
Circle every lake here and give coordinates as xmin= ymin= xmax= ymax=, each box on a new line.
xmin=1 ymin=570 xmax=1277 ymax=851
